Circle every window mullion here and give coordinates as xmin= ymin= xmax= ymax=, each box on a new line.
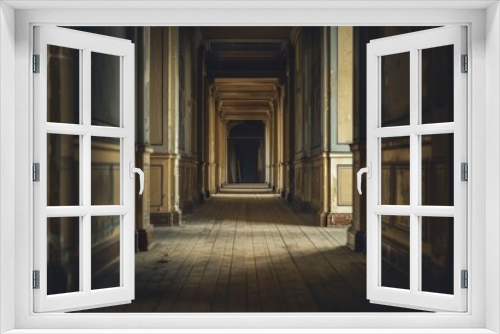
xmin=409 ymin=48 xmax=420 ymax=294
xmin=78 ymin=48 xmax=85 ymax=293
xmin=82 ymin=48 xmax=92 ymax=294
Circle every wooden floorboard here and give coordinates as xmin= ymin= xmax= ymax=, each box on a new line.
xmin=84 ymin=194 xmax=415 ymax=313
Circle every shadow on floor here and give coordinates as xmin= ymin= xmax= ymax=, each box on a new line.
xmin=79 ymin=195 xmax=420 ymax=313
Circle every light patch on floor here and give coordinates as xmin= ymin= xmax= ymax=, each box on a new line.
xmin=88 ymin=194 xmax=411 ymax=313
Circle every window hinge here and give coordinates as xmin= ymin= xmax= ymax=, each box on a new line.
xmin=33 ymin=163 xmax=40 ymax=182
xmin=33 ymin=54 xmax=40 ymax=73
xmin=461 ymin=54 xmax=468 ymax=73
xmin=461 ymin=270 xmax=468 ymax=289
xmin=461 ymin=162 xmax=468 ymax=181
xmin=33 ymin=270 xmax=40 ymax=289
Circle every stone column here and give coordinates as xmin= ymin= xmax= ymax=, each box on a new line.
xmin=282 ymin=75 xmax=290 ymax=198
xmin=279 ymin=84 xmax=286 ymax=198
xmin=197 ymin=42 xmax=206 ymax=204
xmin=318 ymin=27 xmax=332 ymax=227
xmin=221 ymin=119 xmax=228 ymax=186
xmin=219 ymin=115 xmax=224 ymax=187
xmin=216 ymin=98 xmax=228 ymax=188
xmin=269 ymin=101 xmax=275 ymax=190
xmin=274 ymin=87 xmax=283 ymax=195
xmin=134 ymin=27 xmax=155 ymax=250
xmin=265 ymin=119 xmax=270 ymax=185
xmin=150 ymin=27 xmax=182 ymax=227
xmin=135 ymin=146 xmax=153 ymax=250
xmin=348 ymin=143 xmax=366 ymax=251
xmin=275 ymin=98 xmax=280 ymax=194
xmin=208 ymin=84 xmax=217 ymax=195
xmin=275 ymin=90 xmax=281 ymax=194
xmin=170 ymin=27 xmax=181 ymax=224
xmin=328 ymin=26 xmax=355 ymax=227
xmin=286 ymin=46 xmax=295 ymax=202
xmin=201 ymin=76 xmax=209 ymax=199
xmin=214 ymin=97 xmax=220 ymax=191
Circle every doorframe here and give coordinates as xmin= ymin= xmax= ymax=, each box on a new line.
xmin=0 ymin=2 xmax=498 ymax=333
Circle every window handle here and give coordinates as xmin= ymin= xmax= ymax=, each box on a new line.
xmin=357 ymin=162 xmax=371 ymax=195
xmin=129 ymin=162 xmax=144 ymax=195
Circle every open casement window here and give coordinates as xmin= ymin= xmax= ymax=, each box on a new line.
xmin=364 ymin=26 xmax=467 ymax=312
xmin=33 ymin=26 xmax=139 ymax=312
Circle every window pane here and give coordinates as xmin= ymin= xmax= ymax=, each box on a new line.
xmin=421 ymin=134 xmax=454 ymax=206
xmin=421 ymin=45 xmax=454 ymax=124
xmin=47 ymin=217 xmax=80 ymax=295
xmin=47 ymin=45 xmax=80 ymax=124
xmin=381 ymin=136 xmax=410 ymax=205
xmin=91 ymin=137 xmax=121 ymax=206
xmin=91 ymin=52 xmax=121 ymax=127
xmin=421 ymin=217 xmax=454 ymax=294
xmin=92 ymin=216 xmax=120 ymax=290
xmin=381 ymin=52 xmax=410 ymax=127
xmin=47 ymin=134 xmax=80 ymax=206
xmin=381 ymin=215 xmax=410 ymax=290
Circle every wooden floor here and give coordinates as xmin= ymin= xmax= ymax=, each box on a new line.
xmin=89 ymin=194 xmax=411 ymax=313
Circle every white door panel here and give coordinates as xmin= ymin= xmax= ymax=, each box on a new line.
xmin=365 ymin=26 xmax=467 ymax=312
xmin=33 ymin=26 xmax=135 ymax=313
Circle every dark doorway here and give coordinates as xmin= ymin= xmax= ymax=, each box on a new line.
xmin=227 ymin=121 xmax=265 ymax=183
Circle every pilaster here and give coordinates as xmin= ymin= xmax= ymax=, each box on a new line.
xmin=207 ymin=83 xmax=216 ymax=196
xmin=150 ymin=27 xmax=182 ymax=227
xmin=135 ymin=27 xmax=154 ymax=250
xmin=347 ymin=26 xmax=369 ymax=250
xmin=318 ymin=27 xmax=333 ymax=227
xmin=348 ymin=143 xmax=366 ymax=251
xmin=265 ymin=119 xmax=271 ymax=185
xmin=312 ymin=26 xmax=355 ymax=227
xmin=214 ymin=95 xmax=221 ymax=191
xmin=135 ymin=145 xmax=154 ymax=250
xmin=278 ymin=84 xmax=286 ymax=197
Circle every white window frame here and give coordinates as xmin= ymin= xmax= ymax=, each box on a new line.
xmin=366 ymin=26 xmax=467 ymax=312
xmin=0 ymin=1 xmax=498 ymax=333
xmin=33 ymin=26 xmax=136 ymax=313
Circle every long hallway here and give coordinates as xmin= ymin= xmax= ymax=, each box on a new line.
xmin=92 ymin=194 xmax=408 ymax=313
xmin=43 ymin=26 xmax=454 ymax=314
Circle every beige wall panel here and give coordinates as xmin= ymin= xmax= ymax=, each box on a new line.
xmin=338 ymin=26 xmax=353 ymax=145
xmin=294 ymin=158 xmax=322 ymax=211
xmin=294 ymin=163 xmax=303 ymax=199
xmin=330 ymin=154 xmax=353 ymax=214
xmin=338 ymin=165 xmax=353 ymax=206
xmin=150 ymin=157 xmax=171 ymax=213
xmin=150 ymin=165 xmax=163 ymax=207
xmin=311 ymin=158 xmax=322 ymax=210
xmin=178 ymin=158 xmax=198 ymax=211
xmin=179 ymin=162 xmax=186 ymax=203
